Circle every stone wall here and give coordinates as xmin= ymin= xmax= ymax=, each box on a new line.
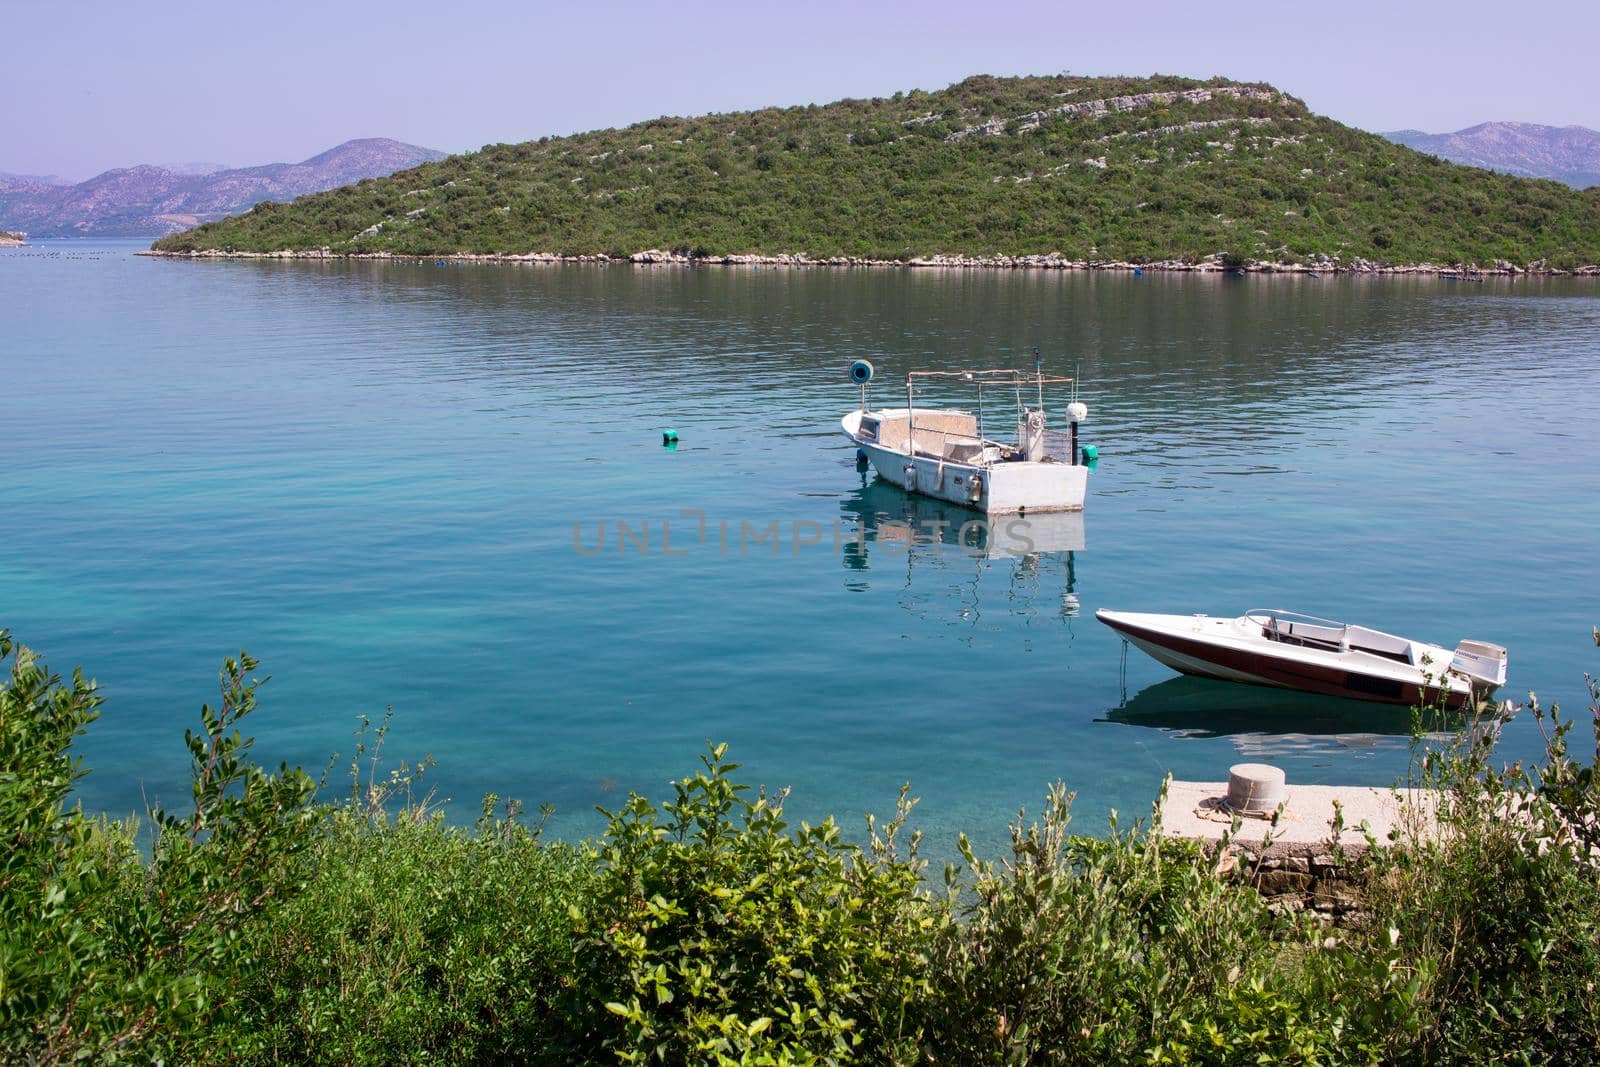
xmin=1228 ymin=845 xmax=1368 ymax=926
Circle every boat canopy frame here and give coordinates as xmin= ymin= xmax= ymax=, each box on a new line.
xmin=903 ymin=368 xmax=1077 ymax=459
xmin=905 ymin=369 xmax=1077 ymax=386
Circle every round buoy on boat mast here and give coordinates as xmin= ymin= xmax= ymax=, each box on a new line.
xmin=849 ymin=359 xmax=874 ymax=413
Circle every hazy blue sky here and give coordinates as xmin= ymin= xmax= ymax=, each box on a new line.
xmin=5 ymin=0 xmax=1597 ymax=180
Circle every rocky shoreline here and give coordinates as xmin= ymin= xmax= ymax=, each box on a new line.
xmin=138 ymin=246 xmax=1600 ymax=276
xmin=0 ymin=232 xmax=26 ymax=247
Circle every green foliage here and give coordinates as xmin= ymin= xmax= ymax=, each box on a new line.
xmin=149 ymin=652 xmax=319 ymax=936
xmin=1363 ymin=636 xmax=1600 ymax=1063
xmin=574 ymin=743 xmax=937 ymax=1064
xmin=0 ymin=628 xmax=128 ymax=1062
xmin=152 ymin=74 xmax=1600 ymax=268
xmin=921 ymin=783 xmax=1405 ymax=1064
xmin=0 ymin=636 xmax=317 ymax=1064
xmin=215 ymin=735 xmax=590 ymax=1064
xmin=3 ymin=630 xmax=1599 ymax=1063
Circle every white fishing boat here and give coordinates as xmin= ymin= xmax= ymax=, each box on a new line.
xmin=1096 ymin=608 xmax=1507 ymax=708
xmin=840 ymin=359 xmax=1093 ymax=514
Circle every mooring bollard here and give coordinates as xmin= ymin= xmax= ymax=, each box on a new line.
xmin=1225 ymin=763 xmax=1286 ymax=815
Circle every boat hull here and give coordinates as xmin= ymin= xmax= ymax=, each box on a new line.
xmin=1097 ymin=610 xmax=1493 ymax=709
xmin=844 ymin=411 xmax=1086 ymax=514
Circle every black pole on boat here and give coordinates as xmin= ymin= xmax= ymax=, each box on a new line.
xmin=1069 ymin=358 xmax=1083 ymax=466
xmin=905 ymin=373 xmax=915 ymax=455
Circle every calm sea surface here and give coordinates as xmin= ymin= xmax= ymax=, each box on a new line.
xmin=4 ymin=240 xmax=1598 ymax=853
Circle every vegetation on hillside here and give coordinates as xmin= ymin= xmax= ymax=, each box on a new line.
xmin=153 ymin=74 xmax=1600 ymax=268
xmin=4 ymin=627 xmax=1599 ymax=1063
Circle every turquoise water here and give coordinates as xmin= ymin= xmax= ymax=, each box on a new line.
xmin=4 ymin=240 xmax=1598 ymax=853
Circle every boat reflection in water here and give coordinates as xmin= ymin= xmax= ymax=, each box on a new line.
xmin=837 ymin=475 xmax=1084 ymax=629
xmin=1103 ymin=675 xmax=1461 ymax=757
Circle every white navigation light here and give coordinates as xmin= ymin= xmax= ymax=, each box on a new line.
xmin=1067 ymin=401 xmax=1089 ymax=423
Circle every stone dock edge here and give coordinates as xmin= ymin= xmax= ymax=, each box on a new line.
xmin=1162 ymin=779 xmax=1439 ymax=926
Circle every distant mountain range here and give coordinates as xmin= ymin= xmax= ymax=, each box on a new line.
xmin=0 ymin=170 xmax=71 ymax=186
xmin=0 ymin=139 xmax=447 ymax=237
xmin=1383 ymin=122 xmax=1600 ymax=188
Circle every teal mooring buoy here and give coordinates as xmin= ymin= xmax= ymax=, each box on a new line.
xmin=662 ymin=428 xmax=679 ymax=446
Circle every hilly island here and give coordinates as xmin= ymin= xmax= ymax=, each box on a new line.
xmin=152 ymin=74 xmax=1600 ymax=271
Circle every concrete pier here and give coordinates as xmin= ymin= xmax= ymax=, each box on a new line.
xmin=1161 ymin=773 xmax=1438 ymax=923
xmin=1162 ymin=779 xmax=1436 ymax=856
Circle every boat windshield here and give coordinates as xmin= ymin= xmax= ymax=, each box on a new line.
xmin=1247 ymin=610 xmax=1415 ymax=663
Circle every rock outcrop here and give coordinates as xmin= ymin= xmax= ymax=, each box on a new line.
xmin=945 ymin=85 xmax=1281 ymax=143
xmin=141 ymin=246 xmax=1597 ymax=275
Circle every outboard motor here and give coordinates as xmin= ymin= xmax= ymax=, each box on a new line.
xmin=1451 ymin=640 xmax=1509 ymax=690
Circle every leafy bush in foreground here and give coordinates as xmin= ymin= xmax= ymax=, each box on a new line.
xmin=2 ymin=627 xmax=1598 ymax=1064
xmin=0 ymin=633 xmax=320 ymax=1064
xmin=1364 ymin=639 xmax=1600 ymax=1063
xmin=213 ymin=720 xmax=591 ymax=1064
xmin=928 ymin=784 xmax=1405 ymax=1064
xmin=572 ymin=744 xmax=937 ymax=1063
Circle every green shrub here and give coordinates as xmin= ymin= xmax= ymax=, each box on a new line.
xmin=0 ymin=634 xmax=317 ymax=1064
xmin=217 ymin=791 xmax=589 ymax=1064
xmin=923 ymin=782 xmax=1403 ymax=1065
xmin=1364 ymin=634 xmax=1600 ymax=1064
xmin=3 ymin=630 xmax=1599 ymax=1064
xmin=572 ymin=743 xmax=939 ymax=1064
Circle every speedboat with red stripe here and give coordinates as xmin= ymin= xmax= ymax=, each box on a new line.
xmin=1096 ymin=608 xmax=1507 ymax=708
